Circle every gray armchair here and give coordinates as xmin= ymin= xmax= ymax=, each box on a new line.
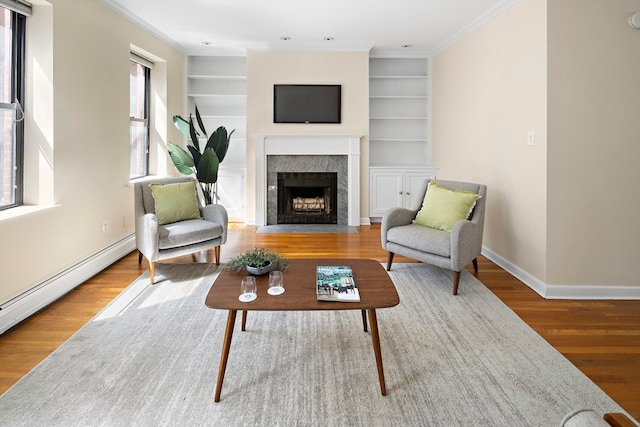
xmin=381 ymin=179 xmax=487 ymax=295
xmin=134 ymin=176 xmax=228 ymax=284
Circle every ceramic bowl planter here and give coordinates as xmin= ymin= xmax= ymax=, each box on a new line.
xmin=245 ymin=261 xmax=273 ymax=276
xmin=223 ymin=248 xmax=289 ymax=275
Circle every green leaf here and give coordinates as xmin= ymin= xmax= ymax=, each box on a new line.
xmin=172 ymin=115 xmax=190 ymax=137
xmin=205 ymin=126 xmax=225 ymax=151
xmin=196 ymin=147 xmax=220 ymax=184
xmin=187 ymin=145 xmax=201 ymax=167
xmin=219 ymin=128 xmax=235 ymax=163
xmin=189 ymin=115 xmax=200 ymax=151
xmin=165 ymin=142 xmax=195 ymax=175
xmin=206 ymin=126 xmax=234 ymax=164
xmin=195 ymin=104 xmax=207 ymax=137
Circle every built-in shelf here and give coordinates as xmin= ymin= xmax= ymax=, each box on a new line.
xmin=370 ymin=96 xmax=427 ymax=99
xmin=187 ymin=75 xmax=246 ymax=80
xmin=187 ymin=55 xmax=248 ymax=214
xmin=369 ymin=57 xmax=429 ymax=167
xmin=369 ymin=76 xmax=426 ymax=79
xmin=369 ymin=57 xmax=431 ymax=218
xmin=370 ymin=117 xmax=427 ymax=120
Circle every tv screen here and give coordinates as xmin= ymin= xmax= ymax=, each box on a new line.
xmin=274 ymin=84 xmax=341 ymax=124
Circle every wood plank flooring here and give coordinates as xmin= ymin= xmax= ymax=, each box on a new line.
xmin=1 ymin=224 xmax=638 ymax=420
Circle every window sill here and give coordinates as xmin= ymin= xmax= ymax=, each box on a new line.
xmin=0 ymin=204 xmax=59 ymax=222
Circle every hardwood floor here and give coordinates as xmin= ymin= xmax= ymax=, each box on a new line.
xmin=1 ymin=224 xmax=638 ymax=420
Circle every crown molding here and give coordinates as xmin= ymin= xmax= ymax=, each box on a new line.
xmin=429 ymin=0 xmax=519 ymax=56
xmin=98 ymin=0 xmax=185 ymax=54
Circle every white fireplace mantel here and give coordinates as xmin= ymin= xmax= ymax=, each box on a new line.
xmin=254 ymin=135 xmax=362 ymax=227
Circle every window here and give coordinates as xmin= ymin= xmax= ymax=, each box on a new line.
xmin=0 ymin=5 xmax=26 ymax=210
xmin=129 ymin=59 xmax=150 ymax=180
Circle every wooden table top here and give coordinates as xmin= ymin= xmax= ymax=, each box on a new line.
xmin=205 ymin=258 xmax=399 ymax=311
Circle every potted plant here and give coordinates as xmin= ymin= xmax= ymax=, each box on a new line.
xmin=165 ymin=104 xmax=235 ymax=204
xmin=224 ymin=247 xmax=289 ymax=275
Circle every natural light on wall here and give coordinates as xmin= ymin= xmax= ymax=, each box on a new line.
xmin=154 ymin=91 xmax=168 ymax=175
xmin=25 ymin=1 xmax=54 ymax=207
xmin=32 ymin=56 xmax=53 ymax=205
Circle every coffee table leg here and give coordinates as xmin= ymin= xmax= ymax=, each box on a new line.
xmin=367 ymin=308 xmax=387 ymax=396
xmin=214 ymin=309 xmax=237 ymax=402
xmin=361 ymin=309 xmax=368 ymax=332
xmin=241 ymin=310 xmax=247 ymax=331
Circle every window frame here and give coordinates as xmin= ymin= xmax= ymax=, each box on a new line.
xmin=0 ymin=8 xmax=26 ymax=211
xmin=129 ymin=59 xmax=150 ymax=180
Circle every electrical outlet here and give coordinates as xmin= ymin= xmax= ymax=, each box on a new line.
xmin=102 ymin=221 xmax=108 ymax=234
xmin=527 ymin=131 xmax=535 ymax=146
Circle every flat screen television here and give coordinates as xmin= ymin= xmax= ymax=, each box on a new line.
xmin=273 ymin=84 xmax=341 ymax=124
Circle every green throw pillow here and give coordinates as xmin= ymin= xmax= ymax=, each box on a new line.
xmin=413 ymin=181 xmax=481 ymax=232
xmin=149 ymin=180 xmax=202 ymax=225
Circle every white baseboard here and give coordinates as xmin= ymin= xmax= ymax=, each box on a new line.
xmin=481 ymin=246 xmax=640 ymax=300
xmin=0 ymin=235 xmax=136 ymax=335
xmin=360 ymin=217 xmax=372 ymax=226
xmin=543 ymin=283 xmax=640 ymax=300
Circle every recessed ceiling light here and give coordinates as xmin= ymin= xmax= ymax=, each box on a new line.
xmin=324 ymin=37 xmax=334 ymax=41
xmin=202 ymin=41 xmax=213 ymax=46
xmin=280 ymin=36 xmax=291 ymax=41
xmin=401 ymin=44 xmax=412 ymax=48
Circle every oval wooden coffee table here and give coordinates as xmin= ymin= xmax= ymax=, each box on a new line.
xmin=205 ymin=258 xmax=400 ymax=402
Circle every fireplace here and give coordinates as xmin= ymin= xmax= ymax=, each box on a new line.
xmin=254 ymin=135 xmax=363 ymax=227
xmin=277 ymin=172 xmax=337 ymax=224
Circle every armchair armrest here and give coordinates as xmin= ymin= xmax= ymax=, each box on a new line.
xmin=135 ymin=213 xmax=159 ymax=261
xmin=450 ymin=219 xmax=483 ymax=271
xmin=202 ymin=203 xmax=229 ymax=245
xmin=381 ymin=207 xmax=417 ymax=249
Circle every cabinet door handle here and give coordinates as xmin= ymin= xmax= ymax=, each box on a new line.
xmin=399 ymin=191 xmax=403 ymax=195
xmin=406 ymin=192 xmax=410 ymax=195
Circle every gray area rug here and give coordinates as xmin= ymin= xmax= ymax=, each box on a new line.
xmin=0 ymin=262 xmax=632 ymax=426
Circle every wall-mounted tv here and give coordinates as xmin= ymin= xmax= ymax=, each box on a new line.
xmin=273 ymin=84 xmax=341 ymax=124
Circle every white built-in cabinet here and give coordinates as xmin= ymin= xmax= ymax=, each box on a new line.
xmin=369 ymin=57 xmax=436 ymax=218
xmin=187 ymin=56 xmax=247 ymax=219
xmin=217 ymin=168 xmax=245 ymax=221
xmin=369 ymin=167 xmax=438 ymax=217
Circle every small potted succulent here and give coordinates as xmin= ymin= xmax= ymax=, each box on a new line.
xmin=224 ymin=247 xmax=289 ymax=276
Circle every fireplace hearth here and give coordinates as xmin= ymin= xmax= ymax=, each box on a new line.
xmin=277 ymin=172 xmax=337 ymax=224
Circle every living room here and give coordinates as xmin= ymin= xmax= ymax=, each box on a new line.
xmin=0 ymin=0 xmax=638 ymax=424
xmin=2 ymin=0 xmax=638 ymax=313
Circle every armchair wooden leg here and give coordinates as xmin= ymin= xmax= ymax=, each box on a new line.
xmin=386 ymin=252 xmax=395 ymax=271
xmin=453 ymin=271 xmax=461 ymax=295
xmin=149 ymin=261 xmax=155 ymax=285
xmin=215 ymin=246 xmax=221 ymax=265
xmin=472 ymin=258 xmax=478 ymax=273
xmin=138 ymin=250 xmax=143 ymax=264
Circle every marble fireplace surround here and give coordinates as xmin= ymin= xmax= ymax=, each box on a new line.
xmin=254 ymin=135 xmax=362 ymax=227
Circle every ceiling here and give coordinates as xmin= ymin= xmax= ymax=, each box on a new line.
xmin=101 ymin=0 xmax=518 ymax=56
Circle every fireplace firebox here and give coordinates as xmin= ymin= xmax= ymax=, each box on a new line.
xmin=277 ymin=172 xmax=338 ymax=224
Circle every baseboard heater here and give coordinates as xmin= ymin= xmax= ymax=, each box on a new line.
xmin=0 ymin=235 xmax=136 ymax=335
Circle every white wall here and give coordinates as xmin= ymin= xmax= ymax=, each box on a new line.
xmin=546 ymin=0 xmax=640 ymax=287
xmin=245 ymin=50 xmax=369 ymax=224
xmin=432 ymin=0 xmax=640 ymax=294
xmin=432 ymin=1 xmax=548 ymax=280
xmin=0 ymin=0 xmax=185 ymax=305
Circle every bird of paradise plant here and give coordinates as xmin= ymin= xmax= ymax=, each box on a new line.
xmin=166 ymin=105 xmax=235 ymax=204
